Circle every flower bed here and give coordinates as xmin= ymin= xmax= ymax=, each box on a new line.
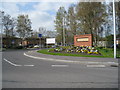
xmin=48 ymin=46 xmax=101 ymax=55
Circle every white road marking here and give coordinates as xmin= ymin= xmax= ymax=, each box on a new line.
xmin=24 ymin=65 xmax=34 ymax=66
xmin=24 ymin=52 xmax=118 ymax=67
xmin=3 ymin=58 xmax=22 ymax=67
xmin=87 ymin=65 xmax=106 ymax=68
xmin=4 ymin=58 xmax=34 ymax=67
xmin=51 ymin=65 xmax=68 ymax=67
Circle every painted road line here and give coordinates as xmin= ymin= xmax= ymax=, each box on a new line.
xmin=4 ymin=58 xmax=34 ymax=67
xmin=4 ymin=58 xmax=22 ymax=67
xmin=51 ymin=65 xmax=69 ymax=67
xmin=24 ymin=52 xmax=118 ymax=66
xmin=87 ymin=65 xmax=106 ymax=68
xmin=24 ymin=65 xmax=34 ymax=66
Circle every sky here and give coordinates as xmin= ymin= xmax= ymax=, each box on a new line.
xmin=0 ymin=1 xmax=78 ymax=31
xmin=0 ymin=0 xmax=118 ymax=33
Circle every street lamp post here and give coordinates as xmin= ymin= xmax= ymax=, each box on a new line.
xmin=113 ymin=0 xmax=116 ymax=59
xmin=63 ymin=17 xmax=65 ymax=46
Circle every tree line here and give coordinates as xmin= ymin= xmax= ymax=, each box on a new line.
xmin=0 ymin=11 xmax=56 ymax=39
xmin=0 ymin=2 xmax=120 ymax=47
xmin=54 ymin=2 xmax=120 ymax=46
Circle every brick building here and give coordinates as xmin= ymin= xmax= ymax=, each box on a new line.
xmin=2 ymin=37 xmax=46 ymax=48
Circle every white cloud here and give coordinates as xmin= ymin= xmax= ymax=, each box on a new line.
xmin=28 ymin=10 xmax=55 ymax=31
xmin=1 ymin=1 xmax=74 ymax=31
xmin=0 ymin=2 xmax=20 ymax=17
xmin=33 ymin=2 xmax=73 ymax=12
xmin=29 ymin=2 xmax=73 ymax=31
xmin=1 ymin=0 xmax=80 ymax=2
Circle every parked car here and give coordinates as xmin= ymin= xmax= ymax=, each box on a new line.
xmin=34 ymin=45 xmax=40 ymax=48
xmin=51 ymin=45 xmax=59 ymax=48
xmin=27 ymin=44 xmax=34 ymax=48
xmin=15 ymin=46 xmax=24 ymax=49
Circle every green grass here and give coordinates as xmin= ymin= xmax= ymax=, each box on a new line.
xmin=97 ymin=48 xmax=114 ymax=58
xmin=37 ymin=47 xmax=120 ymax=58
xmin=97 ymin=47 xmax=120 ymax=58
xmin=117 ymin=49 xmax=120 ymax=58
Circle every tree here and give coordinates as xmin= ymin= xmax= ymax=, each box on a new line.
xmin=104 ymin=2 xmax=120 ymax=46
xmin=67 ymin=5 xmax=77 ymax=35
xmin=1 ymin=11 xmax=16 ymax=37
xmin=31 ymin=27 xmax=57 ymax=38
xmin=66 ymin=5 xmax=77 ymax=44
xmin=16 ymin=15 xmax=32 ymax=39
xmin=115 ymin=2 xmax=120 ymax=37
xmin=76 ymin=2 xmax=107 ymax=46
xmin=54 ymin=7 xmax=67 ymax=45
xmin=46 ymin=30 xmax=57 ymax=38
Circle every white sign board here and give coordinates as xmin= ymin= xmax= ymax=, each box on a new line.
xmin=46 ymin=38 xmax=55 ymax=44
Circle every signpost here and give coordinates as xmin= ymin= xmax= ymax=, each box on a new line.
xmin=38 ymin=34 xmax=42 ymax=48
xmin=38 ymin=34 xmax=42 ymax=38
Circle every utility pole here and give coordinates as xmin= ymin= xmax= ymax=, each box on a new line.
xmin=113 ymin=0 xmax=116 ymax=59
xmin=63 ymin=17 xmax=65 ymax=46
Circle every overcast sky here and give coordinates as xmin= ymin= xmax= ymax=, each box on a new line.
xmin=0 ymin=1 xmax=77 ymax=31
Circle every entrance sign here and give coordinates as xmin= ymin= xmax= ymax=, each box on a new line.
xmin=74 ymin=34 xmax=92 ymax=46
xmin=46 ymin=38 xmax=55 ymax=44
xmin=77 ymin=38 xmax=89 ymax=42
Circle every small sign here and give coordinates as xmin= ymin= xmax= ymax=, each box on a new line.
xmin=38 ymin=34 xmax=42 ymax=37
xmin=77 ymin=38 xmax=89 ymax=42
xmin=46 ymin=38 xmax=55 ymax=44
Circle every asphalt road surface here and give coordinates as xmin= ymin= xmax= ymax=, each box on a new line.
xmin=2 ymin=50 xmax=118 ymax=88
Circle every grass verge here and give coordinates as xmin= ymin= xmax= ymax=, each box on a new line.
xmin=37 ymin=48 xmax=118 ymax=58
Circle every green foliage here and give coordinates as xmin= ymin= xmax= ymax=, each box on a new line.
xmin=54 ymin=2 xmax=107 ymax=46
xmin=16 ymin=15 xmax=32 ymax=39
xmin=106 ymin=34 xmax=114 ymax=47
xmin=54 ymin=7 xmax=67 ymax=44
xmin=2 ymin=11 xmax=16 ymax=37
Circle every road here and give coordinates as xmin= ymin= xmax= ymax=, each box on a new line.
xmin=2 ymin=50 xmax=118 ymax=88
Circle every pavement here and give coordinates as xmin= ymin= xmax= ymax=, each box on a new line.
xmin=24 ymin=49 xmax=119 ymax=67
xmin=2 ymin=49 xmax=118 ymax=88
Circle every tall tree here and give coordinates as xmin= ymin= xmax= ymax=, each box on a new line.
xmin=76 ymin=2 xmax=107 ymax=46
xmin=46 ymin=30 xmax=57 ymax=38
xmin=115 ymin=2 xmax=120 ymax=37
xmin=16 ymin=15 xmax=32 ymax=39
xmin=66 ymin=5 xmax=77 ymax=44
xmin=104 ymin=2 xmax=120 ymax=46
xmin=54 ymin=7 xmax=67 ymax=45
xmin=1 ymin=11 xmax=16 ymax=37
